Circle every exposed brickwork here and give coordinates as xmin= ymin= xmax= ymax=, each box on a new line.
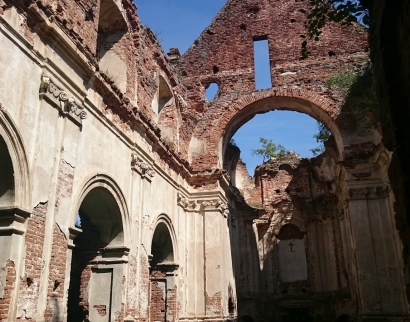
xmin=2 ymin=0 xmax=409 ymax=320
xmin=17 ymin=202 xmax=48 ymax=321
xmin=54 ymin=159 xmax=74 ymax=210
xmin=44 ymin=224 xmax=67 ymax=321
xmin=67 ymin=212 xmax=102 ymax=321
xmin=94 ymin=304 xmax=107 ymax=316
xmin=166 ymin=287 xmax=177 ymax=322
xmin=0 ymin=260 xmax=16 ymax=321
xmin=205 ymin=291 xmax=222 ymax=317
xmin=149 ymin=271 xmax=166 ymax=322
xmin=177 ymin=0 xmax=368 ymax=162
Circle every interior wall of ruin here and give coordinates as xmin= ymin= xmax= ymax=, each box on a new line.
xmin=0 ymin=0 xmax=235 ymax=321
xmin=0 ymin=0 xmax=409 ymax=321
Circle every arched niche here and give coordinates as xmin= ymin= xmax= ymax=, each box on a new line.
xmin=277 ymin=224 xmax=308 ymax=283
xmin=149 ymin=217 xmax=178 ymax=322
xmin=151 ymin=222 xmax=174 ymax=267
xmin=67 ymin=175 xmax=129 ymax=322
xmin=158 ymin=76 xmax=173 ymax=115
xmin=78 ymin=187 xmax=124 ymax=246
xmin=156 ymin=75 xmax=179 ymax=148
xmin=97 ymin=0 xmax=128 ymax=92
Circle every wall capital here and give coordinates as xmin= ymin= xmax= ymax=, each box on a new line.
xmin=39 ymin=74 xmax=87 ymax=126
xmin=131 ymin=153 xmax=155 ymax=181
xmin=349 ymin=185 xmax=390 ymax=200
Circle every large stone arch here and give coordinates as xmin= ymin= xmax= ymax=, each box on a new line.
xmin=149 ymin=214 xmax=179 ymax=322
xmin=71 ymin=173 xmax=130 ymax=246
xmin=67 ymin=174 xmax=130 ymax=322
xmin=188 ymin=88 xmax=343 ymax=170
xmin=0 ymin=105 xmax=31 ymax=321
xmin=0 ymin=105 xmax=31 ymax=209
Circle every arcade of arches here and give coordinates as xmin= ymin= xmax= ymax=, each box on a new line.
xmin=0 ymin=0 xmax=409 ymax=321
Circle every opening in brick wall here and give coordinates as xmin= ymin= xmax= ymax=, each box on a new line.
xmin=253 ymin=36 xmax=272 ymax=90
xmin=205 ymin=82 xmax=219 ymax=101
xmin=158 ymin=76 xmax=173 ymax=114
xmin=150 ymin=221 xmax=178 ymax=322
xmin=67 ymin=187 xmax=123 ymax=322
xmin=225 ymin=110 xmax=327 ymax=179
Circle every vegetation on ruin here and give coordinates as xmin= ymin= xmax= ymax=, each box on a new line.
xmin=310 ymin=121 xmax=331 ymax=155
xmin=251 ymin=137 xmax=291 ymax=162
xmin=329 ymin=66 xmax=379 ymax=128
xmin=299 ymin=0 xmax=369 ymax=59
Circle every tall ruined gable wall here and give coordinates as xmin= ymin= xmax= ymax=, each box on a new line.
xmin=176 ymin=0 xmax=369 ymax=164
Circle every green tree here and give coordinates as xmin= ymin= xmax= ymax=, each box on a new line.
xmin=310 ymin=121 xmax=331 ymax=156
xmin=251 ymin=138 xmax=288 ymax=162
xmin=299 ymin=0 xmax=369 ymax=59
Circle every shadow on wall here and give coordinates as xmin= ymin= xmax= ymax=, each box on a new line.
xmin=228 ymin=141 xmax=352 ymax=322
xmin=0 ymin=135 xmax=15 ymax=206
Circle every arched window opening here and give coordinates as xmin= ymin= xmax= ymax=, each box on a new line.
xmin=0 ymin=135 xmax=15 ymax=207
xmin=97 ymin=0 xmax=128 ymax=92
xmin=158 ymin=76 xmax=173 ymax=114
xmin=205 ymin=82 xmax=219 ymax=101
xmin=151 ymin=222 xmax=174 ymax=268
xmin=67 ymin=187 xmax=124 ymax=322
xmin=223 ymin=110 xmax=329 ymax=194
xmin=149 ymin=221 xmax=178 ymax=322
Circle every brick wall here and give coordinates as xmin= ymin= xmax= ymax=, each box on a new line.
xmin=149 ymin=271 xmax=166 ymax=322
xmin=44 ymin=224 xmax=68 ymax=321
xmin=176 ymin=0 xmax=369 ymax=161
xmin=17 ymin=202 xmax=48 ymax=321
xmin=67 ymin=212 xmax=102 ymax=321
xmin=205 ymin=291 xmax=222 ymax=318
xmin=0 ymin=260 xmax=16 ymax=321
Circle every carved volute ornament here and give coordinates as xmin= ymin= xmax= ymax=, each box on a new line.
xmin=39 ymin=75 xmax=87 ymax=126
xmin=131 ymin=153 xmax=155 ymax=181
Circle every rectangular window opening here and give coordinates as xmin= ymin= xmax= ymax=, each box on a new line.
xmin=253 ymin=37 xmax=272 ymax=90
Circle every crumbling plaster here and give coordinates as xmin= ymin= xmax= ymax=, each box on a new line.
xmin=0 ymin=0 xmax=408 ymax=321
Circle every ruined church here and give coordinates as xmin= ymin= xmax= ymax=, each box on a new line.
xmin=0 ymin=0 xmax=408 ymax=321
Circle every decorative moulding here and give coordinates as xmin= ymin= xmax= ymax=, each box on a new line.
xmin=349 ymin=185 xmax=390 ymax=200
xmin=200 ymin=199 xmax=230 ymax=217
xmin=177 ymin=192 xmax=197 ymax=211
xmin=39 ymin=74 xmax=87 ymax=126
xmin=131 ymin=153 xmax=155 ymax=181
xmin=0 ymin=206 xmax=31 ymax=236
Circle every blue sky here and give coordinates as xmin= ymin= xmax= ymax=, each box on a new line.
xmin=136 ymin=1 xmax=319 ymax=174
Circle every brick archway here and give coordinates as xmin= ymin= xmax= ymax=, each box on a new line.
xmin=188 ymin=88 xmax=343 ymax=171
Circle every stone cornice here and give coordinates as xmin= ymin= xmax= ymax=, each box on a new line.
xmin=0 ymin=206 xmax=31 ymax=236
xmin=176 ymin=192 xmax=230 ymax=217
xmin=349 ymin=185 xmax=390 ymax=200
